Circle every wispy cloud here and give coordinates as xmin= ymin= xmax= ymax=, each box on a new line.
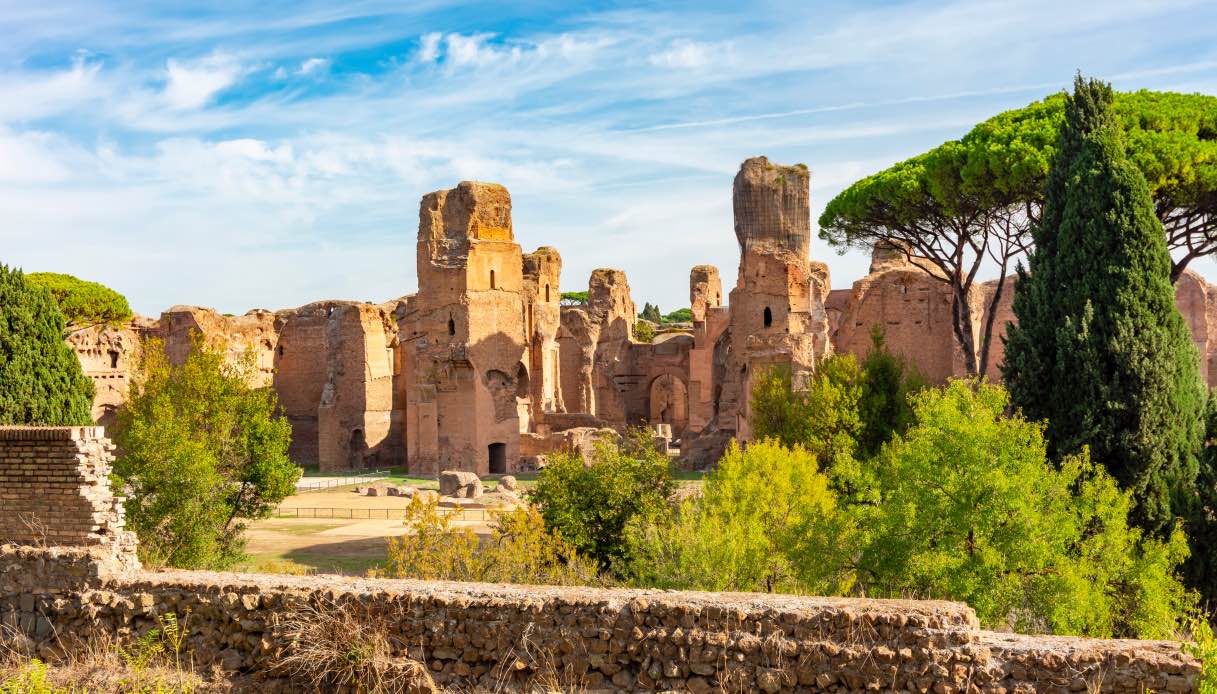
xmin=0 ymin=0 xmax=1215 ymax=315
xmin=163 ymin=53 xmax=243 ymax=110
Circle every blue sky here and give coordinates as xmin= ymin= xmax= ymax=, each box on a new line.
xmin=2 ymin=0 xmax=1216 ymax=316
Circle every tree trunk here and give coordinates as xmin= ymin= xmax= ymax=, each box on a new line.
xmin=949 ymin=287 xmax=980 ymax=377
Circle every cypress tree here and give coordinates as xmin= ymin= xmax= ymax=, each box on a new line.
xmin=1003 ymin=76 xmax=1205 ymax=535
xmin=0 ymin=264 xmax=94 ymax=425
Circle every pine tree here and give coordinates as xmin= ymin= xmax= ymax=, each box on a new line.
xmin=1003 ymin=76 xmax=1205 ymax=535
xmin=0 ymin=264 xmax=94 ymax=425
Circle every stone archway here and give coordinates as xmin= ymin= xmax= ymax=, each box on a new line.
xmin=648 ymin=373 xmax=689 ymax=436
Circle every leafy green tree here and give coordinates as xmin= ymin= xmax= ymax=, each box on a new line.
xmin=0 ymin=264 xmax=94 ymax=425
xmin=820 ymin=89 xmax=1217 ymax=376
xmin=639 ymin=302 xmax=662 ymax=323
xmin=559 ymin=291 xmax=588 ymax=306
xmin=633 ymin=320 xmax=656 ymax=343
xmin=624 ymin=439 xmax=854 ymax=594
xmin=113 ymin=336 xmax=299 ymax=569
xmin=1003 ymin=76 xmax=1206 ymax=536
xmin=1186 ymin=390 xmax=1217 ymax=604
xmin=530 ymin=429 xmax=675 ymax=571
xmin=856 ymin=327 xmax=926 ymax=459
xmin=749 ymin=357 xmax=863 ymax=469
xmin=662 ymin=308 xmax=693 ymax=323
xmin=25 ymin=272 xmax=132 ymax=334
xmin=857 ymin=381 xmax=1192 ymax=638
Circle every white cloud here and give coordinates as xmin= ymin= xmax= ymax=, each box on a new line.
xmin=163 ymin=53 xmax=242 ymax=110
xmin=443 ymin=33 xmax=510 ymax=67
xmin=648 ymin=39 xmax=716 ymax=69
xmin=417 ymin=32 xmax=442 ymax=63
xmin=0 ymin=129 xmax=75 ymax=183
xmin=297 ymin=57 xmax=329 ymax=76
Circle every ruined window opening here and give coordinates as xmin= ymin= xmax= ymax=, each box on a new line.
xmin=490 ymin=269 xmax=496 ymax=289
xmin=108 ymin=351 xmax=119 ymax=369
xmin=278 ymin=344 xmax=284 ymax=357
xmin=763 ymin=306 xmax=773 ymax=328
xmin=448 ymin=318 xmax=455 ymax=336
xmin=488 ymin=442 xmax=507 ymax=474
xmin=545 ymin=284 xmax=550 ymax=302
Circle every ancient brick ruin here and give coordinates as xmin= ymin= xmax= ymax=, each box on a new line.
xmin=0 ymin=426 xmax=1201 ymax=691
xmin=68 ymin=155 xmax=1217 ymax=471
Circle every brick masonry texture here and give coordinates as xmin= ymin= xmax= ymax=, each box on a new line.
xmin=0 ymin=426 xmax=1202 ymax=692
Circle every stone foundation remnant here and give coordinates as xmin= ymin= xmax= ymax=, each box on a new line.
xmin=65 ymin=156 xmax=1217 ymax=473
xmin=0 ymin=427 xmax=1202 ymax=692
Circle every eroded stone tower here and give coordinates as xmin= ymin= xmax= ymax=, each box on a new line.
xmin=399 ymin=182 xmax=531 ymax=475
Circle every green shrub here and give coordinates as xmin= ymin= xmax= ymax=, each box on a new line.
xmin=378 ymin=496 xmax=600 ymax=585
xmin=1185 ymin=610 xmax=1217 ymax=694
xmin=531 ymin=430 xmax=675 ymax=571
xmin=857 ymin=381 xmax=1192 ymax=637
xmin=625 ymin=439 xmax=854 ymax=594
xmin=633 ymin=321 xmax=656 ymax=343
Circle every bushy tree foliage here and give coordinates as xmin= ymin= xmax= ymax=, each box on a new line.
xmin=379 ymin=496 xmax=601 ymax=586
xmin=559 ymin=291 xmax=588 ymax=306
xmin=632 ymin=320 xmax=656 ymax=343
xmin=112 ymin=337 xmax=299 ymax=569
xmin=1003 ymin=76 xmax=1205 ymax=536
xmin=856 ymin=328 xmax=926 ymax=460
xmin=819 ymin=88 xmax=1217 ymax=377
xmin=624 ymin=439 xmax=854 ymax=594
xmin=639 ymin=302 xmax=662 ymax=323
xmin=25 ymin=272 xmax=132 ymax=334
xmin=856 ymin=381 xmax=1191 ymax=638
xmin=1186 ymin=391 xmax=1217 ymax=605
xmin=0 ymin=264 xmax=94 ymax=426
xmin=530 ymin=430 xmax=675 ymax=570
xmin=749 ymin=357 xmax=863 ymax=469
xmin=662 ymin=308 xmax=693 ymax=323
xmin=750 ymin=342 xmax=923 ymax=471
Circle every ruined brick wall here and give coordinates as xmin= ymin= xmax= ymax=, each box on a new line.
xmin=67 ymin=321 xmax=149 ymax=428
xmin=317 ymin=302 xmax=401 ymax=472
xmin=522 ymin=246 xmax=565 ymax=417
xmin=156 ymin=306 xmax=285 ymax=388
xmin=0 ymin=426 xmax=137 ymax=568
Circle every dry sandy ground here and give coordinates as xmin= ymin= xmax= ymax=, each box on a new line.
xmin=240 ymin=486 xmax=498 ymax=576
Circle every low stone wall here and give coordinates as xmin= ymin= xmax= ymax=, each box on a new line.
xmin=0 ymin=546 xmax=1198 ymax=693
xmin=0 ymin=427 xmax=1202 ymax=692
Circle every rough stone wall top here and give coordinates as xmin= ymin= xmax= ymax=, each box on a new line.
xmin=690 ymin=264 xmax=722 ymax=323
xmin=733 ymin=156 xmax=811 ymax=257
xmin=419 ymin=181 xmax=514 ymax=268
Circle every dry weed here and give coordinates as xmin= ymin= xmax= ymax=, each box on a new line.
xmin=272 ymin=597 xmax=435 ymax=694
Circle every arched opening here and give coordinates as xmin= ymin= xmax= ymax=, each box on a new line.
xmin=649 ymin=373 xmax=689 ymax=435
xmin=448 ymin=317 xmax=456 ymax=336
xmin=515 ymin=362 xmax=530 ymax=399
xmin=763 ymin=306 xmax=773 ymax=328
xmin=278 ymin=344 xmax=284 ymax=357
xmin=108 ymin=350 xmax=119 ymax=369
xmin=348 ymin=429 xmax=365 ymax=469
xmin=488 ymin=442 xmax=507 ymax=474
xmin=545 ymin=284 xmax=551 ymax=302
xmin=490 ymin=269 xmax=496 ymax=289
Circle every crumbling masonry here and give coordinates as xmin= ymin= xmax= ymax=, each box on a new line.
xmin=70 ymin=156 xmax=1217 ymax=471
xmin=0 ymin=426 xmax=1201 ymax=692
